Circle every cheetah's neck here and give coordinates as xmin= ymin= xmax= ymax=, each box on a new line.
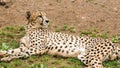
xmin=25 ymin=24 xmax=48 ymax=35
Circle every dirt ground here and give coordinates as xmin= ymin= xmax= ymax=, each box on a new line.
xmin=0 ymin=0 xmax=120 ymax=35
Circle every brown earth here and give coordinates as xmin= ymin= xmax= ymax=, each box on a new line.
xmin=0 ymin=0 xmax=120 ymax=36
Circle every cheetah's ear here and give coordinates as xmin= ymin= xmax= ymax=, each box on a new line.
xmin=26 ymin=11 xmax=31 ymax=20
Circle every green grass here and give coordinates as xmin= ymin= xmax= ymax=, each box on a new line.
xmin=112 ymin=35 xmax=120 ymax=43
xmin=80 ymin=29 xmax=110 ymax=38
xmin=0 ymin=26 xmax=120 ymax=68
xmin=55 ymin=24 xmax=76 ymax=33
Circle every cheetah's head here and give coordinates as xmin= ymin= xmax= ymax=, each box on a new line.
xmin=26 ymin=11 xmax=49 ymax=29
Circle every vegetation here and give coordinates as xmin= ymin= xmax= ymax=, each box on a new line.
xmin=0 ymin=26 xmax=120 ymax=68
xmin=55 ymin=24 xmax=76 ymax=33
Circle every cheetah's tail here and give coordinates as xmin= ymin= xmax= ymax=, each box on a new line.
xmin=116 ymin=46 xmax=120 ymax=58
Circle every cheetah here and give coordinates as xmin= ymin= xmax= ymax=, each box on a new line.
xmin=0 ymin=10 xmax=120 ymax=68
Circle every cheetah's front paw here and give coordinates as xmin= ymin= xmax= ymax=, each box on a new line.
xmin=0 ymin=57 xmax=12 ymax=62
xmin=0 ymin=51 xmax=7 ymax=57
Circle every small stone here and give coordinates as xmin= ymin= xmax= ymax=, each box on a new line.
xmin=113 ymin=7 xmax=118 ymax=12
xmin=0 ymin=0 xmax=11 ymax=5
xmin=81 ymin=16 xmax=86 ymax=20
xmin=71 ymin=0 xmax=76 ymax=3
xmin=56 ymin=0 xmax=61 ymax=3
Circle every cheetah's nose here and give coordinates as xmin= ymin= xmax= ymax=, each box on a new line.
xmin=45 ymin=20 xmax=49 ymax=23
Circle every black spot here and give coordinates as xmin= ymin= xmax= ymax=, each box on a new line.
xmin=70 ymin=46 xmax=72 ymax=48
xmin=91 ymin=58 xmax=94 ymax=60
xmin=76 ymin=37 xmax=78 ymax=40
xmin=98 ymin=45 xmax=101 ymax=47
xmin=98 ymin=63 xmax=102 ymax=65
xmin=26 ymin=52 xmax=30 ymax=55
xmin=86 ymin=60 xmax=88 ymax=64
xmin=63 ymin=42 xmax=65 ymax=44
xmin=97 ymin=49 xmax=100 ymax=51
xmin=88 ymin=41 xmax=91 ymax=43
xmin=91 ymin=49 xmax=94 ymax=51
xmin=104 ymin=50 xmax=107 ymax=52
xmin=65 ymin=46 xmax=67 ymax=48
xmin=32 ymin=44 xmax=35 ymax=46
xmin=75 ymin=42 xmax=77 ymax=44
xmin=58 ymin=49 xmax=61 ymax=52
xmin=89 ymin=60 xmax=91 ymax=63
xmin=30 ymin=48 xmax=33 ymax=51
xmin=59 ymin=40 xmax=61 ymax=41
xmin=69 ymin=42 xmax=72 ymax=44
xmin=30 ymin=51 xmax=33 ymax=53
xmin=101 ymin=46 xmax=103 ymax=48
xmin=108 ymin=47 xmax=110 ymax=49
xmin=103 ymin=47 xmax=105 ymax=49
xmin=115 ymin=52 xmax=118 ymax=54
xmin=86 ymin=57 xmax=89 ymax=58
xmin=55 ymin=46 xmax=58 ymax=49
xmin=94 ymin=62 xmax=97 ymax=64
xmin=71 ymin=50 xmax=74 ymax=52
xmin=81 ymin=38 xmax=83 ymax=40
xmin=35 ymin=43 xmax=38 ymax=45
xmin=98 ymin=57 xmax=101 ymax=59
xmin=38 ymin=39 xmax=40 ymax=40
xmin=48 ymin=47 xmax=50 ymax=49
xmin=83 ymin=60 xmax=85 ymax=62
xmin=109 ymin=43 xmax=112 ymax=46
xmin=60 ymin=46 xmax=62 ymax=48
xmin=95 ymin=47 xmax=97 ymax=49
xmin=58 ymin=43 xmax=60 ymax=45
xmin=20 ymin=48 xmax=23 ymax=52
xmin=106 ymin=53 xmax=108 ymax=55
xmin=95 ymin=59 xmax=98 ymax=61
xmin=66 ymin=51 xmax=69 ymax=54
xmin=18 ymin=54 xmax=21 ymax=56
xmin=62 ymin=50 xmax=64 ymax=53
xmin=74 ymin=45 xmax=77 ymax=47
xmin=51 ymin=47 xmax=53 ymax=50
xmin=34 ymin=50 xmax=37 ymax=52
xmin=92 ymin=64 xmax=94 ymax=66
xmin=94 ymin=52 xmax=97 ymax=54
xmin=36 ymin=36 xmax=38 ymax=37
xmin=30 ymin=45 xmax=33 ymax=47
xmin=11 ymin=50 xmax=14 ymax=53
xmin=81 ymin=57 xmax=84 ymax=59
xmin=84 ymin=40 xmax=87 ymax=42
xmin=101 ymin=53 xmax=104 ymax=55
xmin=105 ymin=44 xmax=108 ymax=46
